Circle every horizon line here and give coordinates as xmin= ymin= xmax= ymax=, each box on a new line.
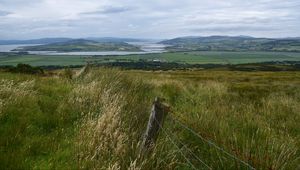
xmin=1 ymin=35 xmax=300 ymax=41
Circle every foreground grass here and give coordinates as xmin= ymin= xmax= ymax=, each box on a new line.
xmin=0 ymin=69 xmax=299 ymax=169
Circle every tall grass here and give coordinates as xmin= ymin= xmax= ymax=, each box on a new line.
xmin=159 ymin=81 xmax=299 ymax=169
xmin=0 ymin=69 xmax=299 ymax=169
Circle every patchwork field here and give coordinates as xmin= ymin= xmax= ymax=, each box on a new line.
xmin=1 ymin=51 xmax=300 ymax=66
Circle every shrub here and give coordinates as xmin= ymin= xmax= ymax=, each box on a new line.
xmin=8 ymin=64 xmax=44 ymax=74
xmin=62 ymin=68 xmax=73 ymax=79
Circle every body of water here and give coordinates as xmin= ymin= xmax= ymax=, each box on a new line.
xmin=0 ymin=41 xmax=167 ymax=55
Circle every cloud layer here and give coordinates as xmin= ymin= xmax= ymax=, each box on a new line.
xmin=0 ymin=0 xmax=299 ymax=39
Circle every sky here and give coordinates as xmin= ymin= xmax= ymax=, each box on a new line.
xmin=0 ymin=0 xmax=299 ymax=39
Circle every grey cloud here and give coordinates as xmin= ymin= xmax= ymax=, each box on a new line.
xmin=0 ymin=10 xmax=11 ymax=16
xmin=0 ymin=0 xmax=41 ymax=8
xmin=189 ymin=25 xmax=279 ymax=33
xmin=0 ymin=0 xmax=299 ymax=39
xmin=257 ymin=1 xmax=300 ymax=10
xmin=81 ymin=6 xmax=132 ymax=15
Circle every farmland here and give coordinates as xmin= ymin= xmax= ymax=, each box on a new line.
xmin=1 ymin=51 xmax=300 ymax=66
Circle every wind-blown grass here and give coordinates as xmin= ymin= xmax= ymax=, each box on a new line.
xmin=0 ymin=69 xmax=299 ymax=169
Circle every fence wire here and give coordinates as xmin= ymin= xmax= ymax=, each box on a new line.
xmin=154 ymin=117 xmax=199 ymax=170
xmin=168 ymin=114 xmax=256 ymax=170
xmin=163 ymin=120 xmax=213 ymax=170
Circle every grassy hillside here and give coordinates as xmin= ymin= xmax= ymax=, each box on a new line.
xmin=0 ymin=37 xmax=146 ymax=45
xmin=0 ymin=38 xmax=72 ymax=45
xmin=13 ymin=39 xmax=141 ymax=52
xmin=161 ymin=36 xmax=300 ymax=52
xmin=0 ymin=68 xmax=299 ymax=169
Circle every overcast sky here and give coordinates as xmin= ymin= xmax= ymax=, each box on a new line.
xmin=0 ymin=0 xmax=299 ymax=39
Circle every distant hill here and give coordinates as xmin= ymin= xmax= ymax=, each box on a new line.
xmin=0 ymin=38 xmax=72 ymax=45
xmin=0 ymin=37 xmax=148 ymax=45
xmin=13 ymin=39 xmax=142 ymax=52
xmin=160 ymin=36 xmax=300 ymax=52
xmin=87 ymin=37 xmax=147 ymax=43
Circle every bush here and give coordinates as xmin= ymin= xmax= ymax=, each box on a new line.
xmin=62 ymin=68 xmax=73 ymax=79
xmin=9 ymin=64 xmax=44 ymax=75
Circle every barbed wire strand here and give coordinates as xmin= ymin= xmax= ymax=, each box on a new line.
xmin=154 ymin=118 xmax=198 ymax=170
xmin=163 ymin=120 xmax=213 ymax=170
xmin=169 ymin=115 xmax=256 ymax=170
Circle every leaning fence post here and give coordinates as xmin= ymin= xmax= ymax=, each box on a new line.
xmin=141 ymin=97 xmax=169 ymax=153
xmin=74 ymin=63 xmax=90 ymax=79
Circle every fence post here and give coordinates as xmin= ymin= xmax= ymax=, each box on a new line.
xmin=74 ymin=64 xmax=90 ymax=78
xmin=141 ymin=97 xmax=169 ymax=152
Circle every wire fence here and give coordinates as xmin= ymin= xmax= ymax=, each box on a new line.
xmin=168 ymin=115 xmax=255 ymax=170
xmin=154 ymin=117 xmax=212 ymax=170
xmin=153 ymin=113 xmax=256 ymax=170
xmin=144 ymin=98 xmax=256 ymax=169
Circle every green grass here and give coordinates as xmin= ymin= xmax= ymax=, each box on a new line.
xmin=0 ymin=73 xmax=76 ymax=169
xmin=1 ymin=51 xmax=300 ymax=66
xmin=0 ymin=68 xmax=299 ymax=169
xmin=0 ymin=54 xmax=85 ymax=66
xmin=111 ymin=51 xmax=300 ymax=64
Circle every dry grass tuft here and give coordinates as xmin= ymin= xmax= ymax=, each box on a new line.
xmin=75 ymin=83 xmax=128 ymax=169
xmin=0 ymin=79 xmax=35 ymax=115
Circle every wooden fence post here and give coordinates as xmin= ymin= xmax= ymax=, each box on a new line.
xmin=141 ymin=97 xmax=169 ymax=152
xmin=74 ymin=64 xmax=90 ymax=79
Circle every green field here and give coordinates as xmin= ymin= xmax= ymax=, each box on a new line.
xmin=112 ymin=51 xmax=300 ymax=64
xmin=0 ymin=54 xmax=85 ymax=66
xmin=1 ymin=51 xmax=300 ymax=66
xmin=0 ymin=68 xmax=299 ymax=169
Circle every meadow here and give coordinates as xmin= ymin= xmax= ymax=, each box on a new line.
xmin=0 ymin=54 xmax=85 ymax=66
xmin=0 ymin=68 xmax=299 ymax=169
xmin=1 ymin=51 xmax=300 ymax=66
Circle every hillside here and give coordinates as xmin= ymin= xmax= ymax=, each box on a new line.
xmin=87 ymin=37 xmax=147 ymax=43
xmin=0 ymin=68 xmax=299 ymax=169
xmin=0 ymin=38 xmax=72 ymax=45
xmin=0 ymin=37 xmax=148 ymax=45
xmin=160 ymin=36 xmax=300 ymax=52
xmin=12 ymin=39 xmax=142 ymax=52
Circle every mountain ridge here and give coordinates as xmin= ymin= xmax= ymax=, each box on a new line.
xmin=160 ymin=36 xmax=300 ymax=52
xmin=13 ymin=39 xmax=142 ymax=52
xmin=0 ymin=37 xmax=150 ymax=45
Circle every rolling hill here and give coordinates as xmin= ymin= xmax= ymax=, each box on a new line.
xmin=0 ymin=38 xmax=72 ymax=45
xmin=160 ymin=36 xmax=300 ymax=52
xmin=0 ymin=37 xmax=148 ymax=45
xmin=12 ymin=39 xmax=142 ymax=52
xmin=86 ymin=37 xmax=147 ymax=43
